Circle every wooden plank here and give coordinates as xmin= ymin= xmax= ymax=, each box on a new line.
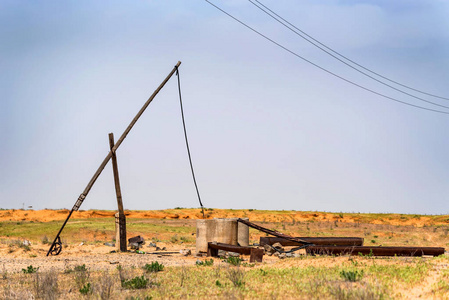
xmin=109 ymin=133 xmax=127 ymax=252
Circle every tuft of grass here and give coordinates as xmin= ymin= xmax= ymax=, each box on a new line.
xmin=33 ymin=270 xmax=59 ymax=300
xmin=227 ymin=268 xmax=245 ymax=288
xmin=74 ymin=264 xmax=90 ymax=289
xmin=74 ymin=264 xmax=88 ymax=272
xmin=97 ymin=271 xmax=115 ymax=300
xmin=340 ymin=270 xmax=364 ymax=282
xmin=22 ymin=265 xmax=39 ymax=274
xmin=143 ymin=261 xmax=164 ymax=273
xmin=225 ymin=256 xmax=243 ymax=266
xmin=41 ymin=235 xmax=50 ymax=244
xmin=180 ymin=236 xmax=193 ymax=243
xmin=79 ymin=282 xmax=92 ymax=295
xmin=121 ymin=275 xmax=149 ymax=290
xmin=196 ymin=259 xmax=214 ymax=267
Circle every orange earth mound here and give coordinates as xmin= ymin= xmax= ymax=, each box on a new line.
xmin=0 ymin=208 xmax=448 ymax=227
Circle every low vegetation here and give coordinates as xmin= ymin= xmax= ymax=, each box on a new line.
xmin=1 ymin=256 xmax=448 ymax=299
xmin=143 ymin=262 xmax=164 ymax=273
xmin=0 ymin=209 xmax=448 ymax=299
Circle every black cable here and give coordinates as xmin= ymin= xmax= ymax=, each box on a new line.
xmin=205 ymin=0 xmax=449 ymax=115
xmin=251 ymin=0 xmax=449 ymax=101
xmin=175 ymin=66 xmax=206 ymax=218
xmin=248 ymin=0 xmax=449 ymax=107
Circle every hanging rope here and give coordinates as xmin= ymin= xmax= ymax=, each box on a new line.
xmin=175 ymin=65 xmax=206 ymax=218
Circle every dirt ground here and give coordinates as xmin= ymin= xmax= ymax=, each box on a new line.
xmin=0 ymin=209 xmax=448 ymax=299
xmin=1 ymin=208 xmax=448 ymax=226
xmin=0 ymin=208 xmax=447 ymax=272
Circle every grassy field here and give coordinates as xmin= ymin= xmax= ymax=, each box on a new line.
xmin=2 ymin=254 xmax=449 ymax=299
xmin=0 ymin=209 xmax=448 ymax=299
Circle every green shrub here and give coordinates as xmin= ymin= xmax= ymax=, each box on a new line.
xmin=196 ymin=259 xmax=214 ymax=266
xmin=22 ymin=265 xmax=39 ymax=274
xmin=121 ymin=275 xmax=149 ymax=289
xmin=180 ymin=236 xmax=193 ymax=243
xmin=79 ymin=282 xmax=92 ymax=295
xmin=225 ymin=256 xmax=242 ymax=266
xmin=143 ymin=261 xmax=164 ymax=273
xmin=74 ymin=264 xmax=90 ymax=289
xmin=74 ymin=264 xmax=87 ymax=272
xmin=340 ymin=270 xmax=364 ymax=282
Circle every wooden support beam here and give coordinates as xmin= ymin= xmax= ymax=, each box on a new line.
xmin=207 ymin=242 xmax=264 ymax=262
xmin=109 ymin=133 xmax=127 ymax=252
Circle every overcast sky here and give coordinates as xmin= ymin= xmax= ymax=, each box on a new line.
xmin=1 ymin=0 xmax=449 ymax=214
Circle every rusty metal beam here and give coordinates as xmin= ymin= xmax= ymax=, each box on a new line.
xmin=207 ymin=242 xmax=264 ymax=262
xmin=306 ymin=245 xmax=445 ymax=257
xmin=237 ymin=218 xmax=312 ymax=245
xmin=260 ymin=236 xmax=364 ymax=247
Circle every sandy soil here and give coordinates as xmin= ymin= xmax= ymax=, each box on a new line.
xmin=1 ymin=208 xmax=448 ymax=227
xmin=0 ymin=241 xmax=281 ymax=274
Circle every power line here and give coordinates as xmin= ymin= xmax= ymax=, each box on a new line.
xmin=251 ymin=0 xmax=449 ymax=101
xmin=248 ymin=0 xmax=449 ymax=107
xmin=204 ymin=0 xmax=449 ymax=115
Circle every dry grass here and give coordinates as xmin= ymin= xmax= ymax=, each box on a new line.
xmin=0 ymin=209 xmax=447 ymax=299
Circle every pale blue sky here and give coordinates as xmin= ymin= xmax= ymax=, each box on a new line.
xmin=1 ymin=0 xmax=449 ymax=214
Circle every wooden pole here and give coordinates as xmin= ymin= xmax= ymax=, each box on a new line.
xmin=109 ymin=133 xmax=127 ymax=252
xmin=47 ymin=61 xmax=182 ymax=256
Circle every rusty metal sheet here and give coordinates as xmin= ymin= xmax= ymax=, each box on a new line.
xmin=260 ymin=236 xmax=364 ymax=247
xmin=306 ymin=245 xmax=445 ymax=257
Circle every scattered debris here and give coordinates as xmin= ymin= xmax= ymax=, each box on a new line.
xmin=128 ymin=235 xmax=145 ymax=250
xmin=104 ymin=242 xmax=115 ymax=247
xmin=129 ymin=243 xmax=140 ymax=250
xmin=274 ymin=252 xmax=286 ymax=259
xmin=264 ymin=244 xmax=275 ymax=256
xmin=227 ymin=251 xmax=240 ymax=257
xmin=128 ymin=236 xmax=145 ymax=244
xmin=180 ymin=249 xmax=191 ymax=256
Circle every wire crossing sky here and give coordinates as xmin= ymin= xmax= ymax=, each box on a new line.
xmin=249 ymin=0 xmax=449 ymax=101
xmin=205 ymin=0 xmax=449 ymax=113
xmin=1 ymin=0 xmax=449 ymax=214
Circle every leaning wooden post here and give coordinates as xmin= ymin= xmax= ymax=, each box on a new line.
xmin=46 ymin=61 xmax=182 ymax=256
xmin=109 ymin=133 xmax=127 ymax=252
